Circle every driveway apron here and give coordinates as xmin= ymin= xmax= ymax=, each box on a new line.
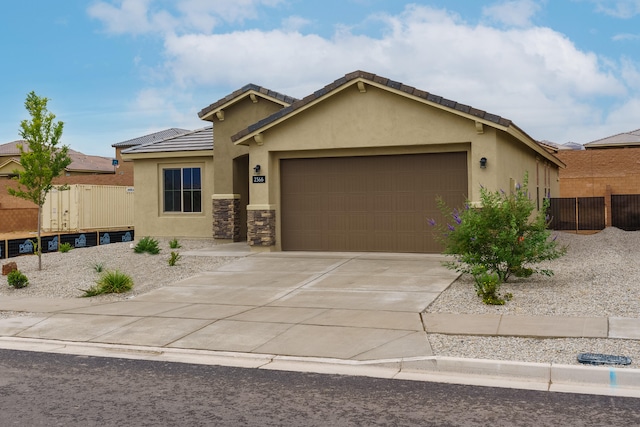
xmin=2 ymin=249 xmax=460 ymax=361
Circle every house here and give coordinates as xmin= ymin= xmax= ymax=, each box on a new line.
xmin=124 ymin=71 xmax=563 ymax=253
xmin=121 ymin=127 xmax=213 ymax=238
xmin=0 ymin=140 xmax=130 ymax=233
xmin=555 ymin=128 xmax=640 ymax=198
xmin=553 ymin=128 xmax=640 ymax=229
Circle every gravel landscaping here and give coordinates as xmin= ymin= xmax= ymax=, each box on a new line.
xmin=425 ymin=227 xmax=640 ymax=367
xmin=1 ymin=229 xmax=639 ymax=367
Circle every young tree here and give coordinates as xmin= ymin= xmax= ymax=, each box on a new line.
xmin=9 ymin=91 xmax=72 ymax=270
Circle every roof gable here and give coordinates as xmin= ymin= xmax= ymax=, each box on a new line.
xmin=198 ymin=84 xmax=298 ymax=121
xmin=228 ymin=70 xmax=562 ymax=167
xmin=0 ymin=158 xmax=22 ymax=175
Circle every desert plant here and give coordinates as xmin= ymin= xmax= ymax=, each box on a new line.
xmin=59 ymin=242 xmax=73 ymax=253
xmin=430 ymin=174 xmax=566 ymax=303
xmin=169 ymin=238 xmax=181 ymax=249
xmin=92 ymin=262 xmax=104 ymax=273
xmin=82 ymin=270 xmax=133 ymax=297
xmin=134 ymin=236 xmax=160 ymax=255
xmin=168 ymin=251 xmax=181 ymax=266
xmin=7 ymin=270 xmax=29 ymax=289
xmin=471 ymin=265 xmax=512 ymax=305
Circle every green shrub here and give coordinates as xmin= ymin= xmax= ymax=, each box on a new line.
xmin=471 ymin=266 xmax=512 ymax=305
xmin=430 ymin=174 xmax=566 ymax=303
xmin=168 ymin=251 xmax=181 ymax=266
xmin=134 ymin=236 xmax=160 ymax=255
xmin=59 ymin=242 xmax=73 ymax=253
xmin=7 ymin=270 xmax=29 ymax=289
xmin=92 ymin=262 xmax=104 ymax=273
xmin=82 ymin=270 xmax=133 ymax=297
xmin=169 ymin=238 xmax=181 ymax=249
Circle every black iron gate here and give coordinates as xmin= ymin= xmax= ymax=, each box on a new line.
xmin=548 ymin=197 xmax=605 ymax=231
xmin=611 ymin=194 xmax=640 ymax=231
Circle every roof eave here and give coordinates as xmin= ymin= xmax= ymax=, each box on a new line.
xmin=122 ymin=149 xmax=213 ymax=160
xmin=199 ymin=90 xmax=293 ymax=122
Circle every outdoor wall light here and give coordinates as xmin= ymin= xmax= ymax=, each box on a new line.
xmin=479 ymin=157 xmax=487 ymax=169
xmin=254 ymin=164 xmax=261 ymax=173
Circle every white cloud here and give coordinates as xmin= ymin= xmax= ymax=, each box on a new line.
xmin=281 ymin=15 xmax=312 ymax=33
xmin=590 ymin=0 xmax=640 ymax=18
xmin=613 ymin=32 xmax=640 ymax=40
xmin=482 ymin=0 xmax=543 ymax=27
xmin=90 ymin=2 xmax=639 ymax=145
xmin=89 ymin=0 xmax=285 ymax=34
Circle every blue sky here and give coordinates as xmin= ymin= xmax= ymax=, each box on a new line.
xmin=1 ymin=0 xmax=639 ymax=157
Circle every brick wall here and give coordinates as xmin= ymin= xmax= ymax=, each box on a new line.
xmin=556 ymin=148 xmax=640 ymax=197
xmin=0 ymin=208 xmax=38 ymax=233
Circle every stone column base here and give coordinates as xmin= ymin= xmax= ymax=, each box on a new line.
xmin=247 ymin=207 xmax=276 ymax=247
xmin=212 ymin=195 xmax=241 ymax=241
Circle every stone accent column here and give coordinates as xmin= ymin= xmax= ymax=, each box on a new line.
xmin=212 ymin=194 xmax=241 ymax=241
xmin=247 ymin=208 xmax=276 ymax=247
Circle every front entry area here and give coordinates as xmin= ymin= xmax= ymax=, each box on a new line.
xmin=280 ymin=152 xmax=468 ymax=253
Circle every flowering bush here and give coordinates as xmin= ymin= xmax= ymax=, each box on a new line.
xmin=429 ymin=174 xmax=566 ymax=304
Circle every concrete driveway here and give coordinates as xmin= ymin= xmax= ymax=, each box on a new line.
xmin=1 ymin=247 xmax=460 ymax=361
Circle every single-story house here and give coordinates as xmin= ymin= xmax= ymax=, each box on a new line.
xmin=555 ymin=128 xmax=640 ymax=198
xmin=123 ymin=70 xmax=564 ymax=253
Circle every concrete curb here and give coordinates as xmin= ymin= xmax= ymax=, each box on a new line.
xmin=1 ymin=337 xmax=639 ymax=398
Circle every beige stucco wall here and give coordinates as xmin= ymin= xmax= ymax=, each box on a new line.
xmin=210 ymin=96 xmax=286 ymax=195
xmin=241 ymin=83 xmax=560 ymax=249
xmin=131 ymin=155 xmax=214 ymax=238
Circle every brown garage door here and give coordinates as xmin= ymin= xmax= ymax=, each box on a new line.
xmin=280 ymin=152 xmax=468 ymax=253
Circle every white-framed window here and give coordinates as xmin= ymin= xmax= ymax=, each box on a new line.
xmin=163 ymin=167 xmax=202 ymax=213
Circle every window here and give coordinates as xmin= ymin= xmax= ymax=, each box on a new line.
xmin=163 ymin=167 xmax=202 ymax=213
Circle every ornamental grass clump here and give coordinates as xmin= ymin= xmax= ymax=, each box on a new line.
xmin=134 ymin=236 xmax=161 ymax=255
xmin=429 ymin=174 xmax=566 ymax=305
xmin=82 ymin=270 xmax=133 ymax=297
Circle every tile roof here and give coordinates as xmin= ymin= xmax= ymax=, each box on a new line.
xmin=230 ymin=70 xmax=514 ymax=143
xmin=66 ymin=149 xmax=114 ymax=173
xmin=0 ymin=141 xmax=114 ymax=173
xmin=198 ymin=84 xmax=298 ymax=119
xmin=111 ymin=128 xmax=190 ymax=148
xmin=584 ymin=128 xmax=640 ymax=148
xmin=122 ymin=126 xmax=213 ymax=154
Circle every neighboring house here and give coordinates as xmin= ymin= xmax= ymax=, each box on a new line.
xmin=553 ymin=128 xmax=640 ymax=229
xmin=121 ymin=127 xmax=213 ymax=238
xmin=111 ymin=128 xmax=189 ymax=185
xmin=555 ymin=128 xmax=640 ymax=198
xmin=0 ymin=140 xmax=129 ymax=232
xmin=125 ymin=70 xmax=563 ymax=253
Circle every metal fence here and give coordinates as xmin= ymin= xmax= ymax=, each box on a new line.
xmin=611 ymin=194 xmax=640 ymax=231
xmin=548 ymin=197 xmax=605 ymax=231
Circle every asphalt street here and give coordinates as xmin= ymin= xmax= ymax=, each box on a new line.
xmin=1 ymin=349 xmax=639 ymax=426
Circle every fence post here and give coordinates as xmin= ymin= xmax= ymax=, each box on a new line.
xmin=605 ymin=185 xmax=612 ymax=227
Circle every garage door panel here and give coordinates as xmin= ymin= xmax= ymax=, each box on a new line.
xmin=281 ymin=153 xmax=467 ymax=253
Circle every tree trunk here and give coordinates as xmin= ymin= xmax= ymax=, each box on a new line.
xmin=37 ymin=203 xmax=42 ymax=271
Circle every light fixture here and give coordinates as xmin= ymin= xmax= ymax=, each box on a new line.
xmin=479 ymin=157 xmax=487 ymax=169
xmin=253 ymin=164 xmax=261 ymax=173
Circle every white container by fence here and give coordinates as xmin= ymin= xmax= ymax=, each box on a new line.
xmin=42 ymin=185 xmax=134 ymax=232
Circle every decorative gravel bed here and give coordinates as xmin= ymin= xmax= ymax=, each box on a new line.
xmin=425 ymin=227 xmax=640 ymax=367
xmin=0 ymin=238 xmax=233 ymax=302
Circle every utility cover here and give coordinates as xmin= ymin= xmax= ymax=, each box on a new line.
xmin=577 ymin=353 xmax=632 ymax=366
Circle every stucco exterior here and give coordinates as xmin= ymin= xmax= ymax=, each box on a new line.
xmin=123 ymin=71 xmax=563 ymax=252
xmin=128 ymin=153 xmax=214 ymax=238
